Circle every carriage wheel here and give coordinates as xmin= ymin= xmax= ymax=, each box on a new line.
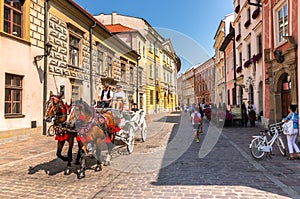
xmin=127 ymin=126 xmax=135 ymax=154
xmin=47 ymin=125 xmax=55 ymax=136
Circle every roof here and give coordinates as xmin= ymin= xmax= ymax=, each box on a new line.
xmin=105 ymin=24 xmax=135 ymax=33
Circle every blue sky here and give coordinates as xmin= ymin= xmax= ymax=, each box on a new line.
xmin=74 ymin=0 xmax=233 ymax=72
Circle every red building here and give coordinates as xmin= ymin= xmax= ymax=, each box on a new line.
xmin=262 ymin=0 xmax=298 ymax=123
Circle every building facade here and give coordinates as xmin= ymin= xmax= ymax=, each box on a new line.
xmin=95 ymin=13 xmax=181 ymax=114
xmin=234 ymin=0 xmax=264 ymax=122
xmin=0 ymin=0 xmax=44 ymax=140
xmin=213 ymin=14 xmax=234 ymax=108
xmin=194 ymin=58 xmax=216 ymax=106
xmin=262 ymin=0 xmax=298 ymax=124
xmin=181 ymin=67 xmax=195 ymax=107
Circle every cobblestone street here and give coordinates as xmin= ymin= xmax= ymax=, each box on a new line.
xmin=0 ymin=111 xmax=299 ymax=198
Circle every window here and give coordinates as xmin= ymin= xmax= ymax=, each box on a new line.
xmin=139 ymin=71 xmax=142 ymax=85
xmin=4 ymin=0 xmax=24 ymax=37
xmin=150 ymin=90 xmax=154 ymax=105
xmin=97 ymin=50 xmax=103 ymax=75
xmin=5 ymin=73 xmax=23 ymax=116
xmin=247 ymin=44 xmax=251 ymax=60
xmin=130 ymin=67 xmax=134 ymax=83
xmin=106 ymin=56 xmax=112 ymax=77
xmin=138 ymin=42 xmax=141 ymax=54
xmin=121 ymin=63 xmax=126 ymax=81
xmin=239 ymin=52 xmax=242 ymax=66
xmin=277 ymin=4 xmax=288 ymax=43
xmin=247 ymin=8 xmax=251 ymax=21
xmin=69 ymin=35 xmax=80 ymax=67
xmin=257 ymin=34 xmax=262 ymax=54
xmin=155 ymin=47 xmax=159 ymax=56
xmin=149 ymin=41 xmax=153 ymax=53
xmin=71 ymin=85 xmax=79 ymax=101
xmin=227 ymin=89 xmax=230 ymax=105
xmin=149 ymin=64 xmax=153 ymax=78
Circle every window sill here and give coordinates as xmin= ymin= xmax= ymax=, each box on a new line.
xmin=5 ymin=114 xmax=25 ymax=119
xmin=274 ymin=39 xmax=288 ymax=49
xmin=0 ymin=32 xmax=31 ymax=45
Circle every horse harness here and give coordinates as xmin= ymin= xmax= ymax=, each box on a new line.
xmin=76 ymin=108 xmax=118 ymax=143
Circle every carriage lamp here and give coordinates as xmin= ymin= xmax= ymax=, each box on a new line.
xmin=34 ymin=42 xmax=52 ymax=62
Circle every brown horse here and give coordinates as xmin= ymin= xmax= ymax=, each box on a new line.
xmin=66 ymin=99 xmax=118 ymax=179
xmin=44 ymin=91 xmax=80 ymax=175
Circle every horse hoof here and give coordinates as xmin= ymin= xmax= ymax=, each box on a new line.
xmin=64 ymin=168 xmax=71 ymax=175
xmin=78 ymin=171 xmax=85 ymax=179
xmin=103 ymin=161 xmax=110 ymax=166
xmin=95 ymin=165 xmax=102 ymax=172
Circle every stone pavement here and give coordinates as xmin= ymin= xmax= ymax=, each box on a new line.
xmin=0 ymin=111 xmax=299 ymax=198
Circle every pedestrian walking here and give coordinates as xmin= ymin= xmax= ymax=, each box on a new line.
xmin=190 ymin=108 xmax=202 ymax=143
xmin=282 ymin=104 xmax=300 ymax=160
xmin=247 ymin=101 xmax=256 ymax=127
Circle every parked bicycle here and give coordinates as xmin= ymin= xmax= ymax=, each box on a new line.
xmin=249 ymin=122 xmax=286 ymax=159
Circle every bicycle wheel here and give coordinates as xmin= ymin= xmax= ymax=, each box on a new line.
xmin=47 ymin=125 xmax=55 ymax=136
xmin=276 ymin=137 xmax=286 ymax=157
xmin=250 ymin=137 xmax=265 ymax=159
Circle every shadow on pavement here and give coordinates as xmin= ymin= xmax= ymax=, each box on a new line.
xmin=151 ymin=113 xmax=290 ymax=198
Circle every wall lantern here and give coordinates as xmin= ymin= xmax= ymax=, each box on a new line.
xmin=34 ymin=42 xmax=52 ymax=63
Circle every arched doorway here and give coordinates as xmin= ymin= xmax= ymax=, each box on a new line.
xmin=281 ymin=73 xmax=292 ymax=117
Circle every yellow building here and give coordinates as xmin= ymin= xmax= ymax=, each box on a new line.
xmin=95 ymin=13 xmax=181 ymax=114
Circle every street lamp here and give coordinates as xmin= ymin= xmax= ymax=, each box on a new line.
xmin=34 ymin=42 xmax=52 ymax=63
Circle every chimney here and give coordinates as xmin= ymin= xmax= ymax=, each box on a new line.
xmin=112 ymin=12 xmax=117 ymax=25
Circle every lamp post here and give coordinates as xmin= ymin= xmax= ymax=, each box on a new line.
xmin=42 ymin=0 xmax=51 ymax=135
xmin=136 ymin=55 xmax=141 ymax=108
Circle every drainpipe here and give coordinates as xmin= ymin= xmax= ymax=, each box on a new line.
xmin=136 ymin=55 xmax=141 ymax=108
xmin=233 ymin=31 xmax=237 ymax=105
xmin=42 ymin=0 xmax=49 ymax=135
xmin=89 ymin=22 xmax=97 ymax=105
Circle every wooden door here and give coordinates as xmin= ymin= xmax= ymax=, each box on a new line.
xmin=281 ymin=91 xmax=291 ymax=117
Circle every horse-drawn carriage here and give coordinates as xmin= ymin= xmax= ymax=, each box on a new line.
xmin=96 ymin=108 xmax=147 ymax=154
xmin=44 ymin=92 xmax=147 ymax=178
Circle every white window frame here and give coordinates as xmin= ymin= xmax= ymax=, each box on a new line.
xmin=273 ymin=1 xmax=288 ymax=47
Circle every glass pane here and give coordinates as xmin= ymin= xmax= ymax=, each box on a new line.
xmin=74 ymin=50 xmax=78 ymax=66
xmin=5 ymin=75 xmax=12 ymax=85
xmin=283 ymin=4 xmax=288 ymax=17
xmin=5 ymin=103 xmax=11 ymax=114
xmin=14 ymin=76 xmax=21 ymax=86
xmin=13 ymin=102 xmax=20 ymax=113
xmin=13 ymin=25 xmax=21 ymax=37
xmin=4 ymin=8 xmax=9 ymax=20
xmin=278 ymin=9 xmax=282 ymax=20
xmin=5 ymin=89 xmax=11 ymax=101
xmin=14 ymin=90 xmax=21 ymax=101
xmin=13 ymin=12 xmax=21 ymax=25
xmin=13 ymin=0 xmax=21 ymax=10
xmin=4 ymin=21 xmax=9 ymax=33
